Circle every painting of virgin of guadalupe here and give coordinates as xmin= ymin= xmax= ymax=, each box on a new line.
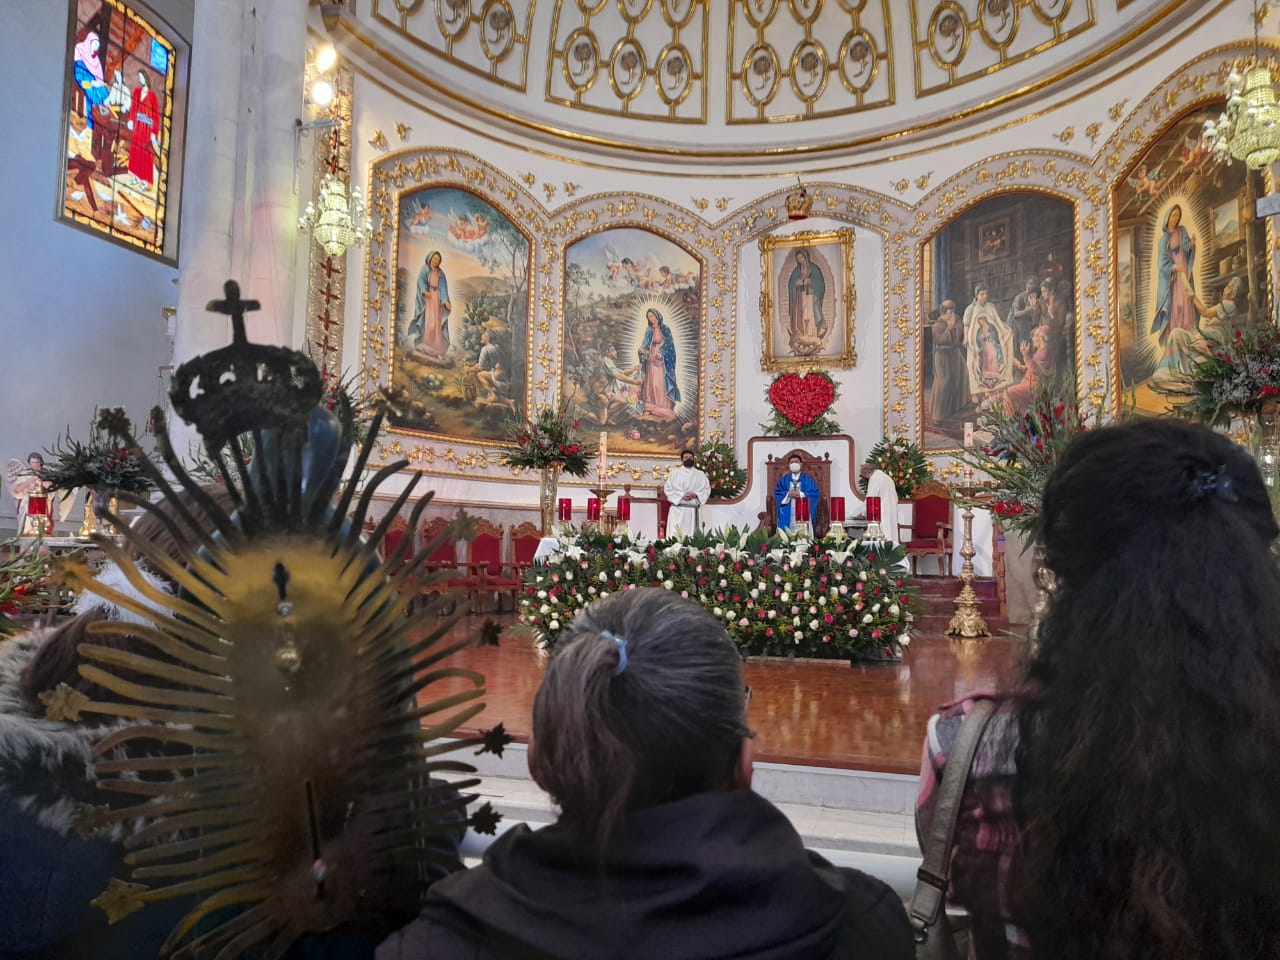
xmin=921 ymin=191 xmax=1076 ymax=451
xmin=562 ymin=228 xmax=703 ymax=456
xmin=388 ymin=185 xmax=531 ymax=441
xmin=56 ymin=0 xmax=188 ymax=260
xmin=1113 ymin=104 xmax=1268 ymax=415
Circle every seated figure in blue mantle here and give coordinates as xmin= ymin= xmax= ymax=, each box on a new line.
xmin=773 ymin=453 xmax=820 ymax=531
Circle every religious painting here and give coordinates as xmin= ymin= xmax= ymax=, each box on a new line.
xmin=389 ymin=185 xmax=531 ymax=441
xmin=759 ymin=229 xmax=857 ymax=373
xmin=57 ymin=0 xmax=188 ymax=260
xmin=561 ymin=228 xmax=703 ymax=456
xmin=1113 ymin=104 xmax=1268 ymax=416
xmin=921 ymin=191 xmax=1076 ymax=452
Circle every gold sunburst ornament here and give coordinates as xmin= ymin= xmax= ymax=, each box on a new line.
xmin=54 ymin=281 xmax=507 ymax=959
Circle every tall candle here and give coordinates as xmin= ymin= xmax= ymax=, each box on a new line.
xmin=795 ymin=497 xmax=810 ymax=522
xmin=617 ymin=497 xmax=631 ymax=521
xmin=587 ymin=498 xmax=601 ymax=521
xmin=963 ymin=421 xmax=974 ymax=448
xmin=867 ymin=496 xmax=881 ymax=522
xmin=598 ymin=431 xmax=608 ymax=476
xmin=830 ymin=497 xmax=845 ymax=522
xmin=558 ymin=498 xmax=573 ymax=521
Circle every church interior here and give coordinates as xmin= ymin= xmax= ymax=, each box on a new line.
xmin=2 ymin=0 xmax=1278 ymax=955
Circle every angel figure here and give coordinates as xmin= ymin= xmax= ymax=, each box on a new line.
xmin=1127 ymin=163 xmax=1165 ymax=200
xmin=7 ymin=455 xmax=55 ymax=537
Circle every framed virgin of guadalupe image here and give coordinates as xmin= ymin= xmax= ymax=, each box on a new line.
xmin=759 ymin=229 xmax=856 ymax=372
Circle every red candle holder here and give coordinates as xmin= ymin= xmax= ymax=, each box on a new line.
xmin=558 ymin=498 xmax=573 ymax=522
xmin=830 ymin=497 xmax=845 ymax=522
xmin=866 ymin=496 xmax=881 ymax=522
xmin=587 ymin=498 xmax=601 ymax=521
xmin=795 ymin=497 xmax=810 ymax=522
xmin=616 ymin=497 xmax=631 ymax=521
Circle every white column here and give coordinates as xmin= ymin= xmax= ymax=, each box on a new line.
xmin=240 ymin=0 xmax=308 ymax=347
xmin=171 ymin=0 xmax=248 ymax=455
xmin=170 ymin=0 xmax=310 ymax=453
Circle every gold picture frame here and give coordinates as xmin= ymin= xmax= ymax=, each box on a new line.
xmin=759 ymin=229 xmax=856 ymax=372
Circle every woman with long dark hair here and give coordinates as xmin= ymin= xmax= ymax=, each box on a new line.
xmin=381 ymin=588 xmax=912 ymax=959
xmin=917 ymin=418 xmax=1280 ymax=959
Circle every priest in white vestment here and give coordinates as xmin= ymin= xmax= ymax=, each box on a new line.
xmin=862 ymin=466 xmax=900 ymax=543
xmin=664 ymin=450 xmax=711 ymax=535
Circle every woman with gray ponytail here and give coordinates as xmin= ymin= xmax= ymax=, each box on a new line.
xmin=380 ymin=588 xmax=912 ymax=960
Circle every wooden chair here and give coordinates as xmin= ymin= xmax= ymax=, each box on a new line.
xmin=763 ymin=449 xmax=831 ymax=537
xmin=900 ymin=479 xmax=954 ymax=575
xmin=510 ymin=521 xmax=542 ymax=572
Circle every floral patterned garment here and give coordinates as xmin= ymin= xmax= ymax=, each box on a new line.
xmin=917 ymin=694 xmax=1032 ymax=960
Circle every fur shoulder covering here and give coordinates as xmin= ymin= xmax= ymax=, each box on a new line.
xmin=72 ymin=560 xmax=174 ymax=625
xmin=0 ymin=630 xmax=133 ymax=837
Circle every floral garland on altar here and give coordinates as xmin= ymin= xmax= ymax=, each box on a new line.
xmin=519 ymin=526 xmax=913 ymax=661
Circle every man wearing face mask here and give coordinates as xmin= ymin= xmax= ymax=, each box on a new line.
xmin=773 ymin=454 xmax=820 ymax=532
xmin=663 ymin=449 xmax=712 ymax=535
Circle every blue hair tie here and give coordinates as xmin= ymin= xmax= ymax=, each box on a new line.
xmin=1190 ymin=466 xmax=1238 ymax=503
xmin=601 ymin=630 xmax=627 ymax=675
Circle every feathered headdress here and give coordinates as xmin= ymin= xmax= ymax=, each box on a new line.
xmin=45 ymin=281 xmax=506 ymax=959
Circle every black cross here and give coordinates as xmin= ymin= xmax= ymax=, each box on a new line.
xmin=206 ymin=280 xmax=261 ymax=345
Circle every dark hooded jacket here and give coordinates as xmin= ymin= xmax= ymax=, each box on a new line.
xmin=0 ymin=628 xmax=191 ymax=960
xmin=377 ymin=788 xmax=911 ymax=960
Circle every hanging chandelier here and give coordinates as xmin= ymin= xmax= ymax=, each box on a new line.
xmin=1202 ymin=2 xmax=1280 ymax=169
xmin=298 ymin=173 xmax=371 ymax=257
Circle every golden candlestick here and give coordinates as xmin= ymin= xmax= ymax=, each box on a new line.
xmin=946 ymin=480 xmax=993 ymax=639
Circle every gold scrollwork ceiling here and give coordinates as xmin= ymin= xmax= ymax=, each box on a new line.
xmin=728 ymin=0 xmax=893 ymax=122
xmin=913 ymin=0 xmax=1095 ymax=96
xmin=334 ymin=1 xmax=1207 ymax=158
xmin=547 ymin=0 xmax=708 ymax=121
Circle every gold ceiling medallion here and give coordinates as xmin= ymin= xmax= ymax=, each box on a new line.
xmin=546 ymin=0 xmax=708 ymax=121
xmin=742 ymin=44 xmax=782 ymax=107
xmin=789 ymin=39 xmax=830 ymax=104
xmin=928 ymin=2 xmax=969 ymax=70
xmin=664 ymin=0 xmax=697 ymax=28
xmin=609 ymin=38 xmax=648 ymax=101
xmin=620 ymin=0 xmax=654 ymax=19
xmin=912 ymin=0 xmax=1094 ymax=96
xmin=977 ymin=0 xmax=1017 ymax=50
xmin=563 ymin=29 xmax=601 ymax=94
xmin=789 ymin=0 xmax=821 ymax=25
xmin=436 ymin=0 xmax=470 ymax=39
xmin=370 ymin=0 xmax=532 ymax=90
xmin=839 ymin=30 xmax=879 ymax=94
xmin=657 ymin=44 xmax=695 ymax=105
xmin=727 ymin=0 xmax=894 ymax=123
xmin=743 ymin=0 xmax=780 ymax=28
xmin=479 ymin=0 xmax=518 ymax=63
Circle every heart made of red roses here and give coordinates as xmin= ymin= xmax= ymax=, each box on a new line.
xmin=768 ymin=374 xmax=836 ymax=427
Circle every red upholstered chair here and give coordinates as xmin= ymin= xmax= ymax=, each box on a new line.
xmin=465 ymin=519 xmax=511 ymax=612
xmin=656 ymin=490 xmax=672 ymax=539
xmin=510 ymin=521 xmax=542 ymax=572
xmin=379 ymin=515 xmax=410 ymax=566
xmin=419 ymin=516 xmax=462 ymax=608
xmin=763 ymin=449 xmax=831 ymax=538
xmin=899 ymin=480 xmax=954 ymax=575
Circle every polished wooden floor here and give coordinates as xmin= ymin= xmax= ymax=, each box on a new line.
xmin=426 ymin=604 xmax=1026 ymax=776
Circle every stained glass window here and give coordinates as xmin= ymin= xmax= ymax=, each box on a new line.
xmin=58 ymin=0 xmax=187 ymax=260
